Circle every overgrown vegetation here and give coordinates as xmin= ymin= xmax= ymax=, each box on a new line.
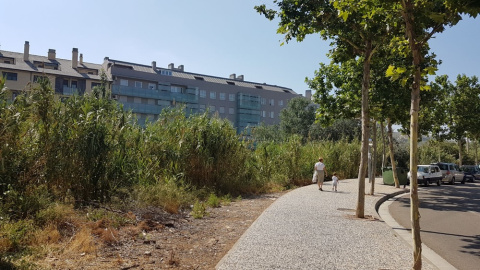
xmin=1 ymin=72 xmax=475 ymax=267
xmin=0 ymin=77 xmax=366 ymax=267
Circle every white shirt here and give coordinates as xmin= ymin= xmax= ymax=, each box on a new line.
xmin=332 ymin=176 xmax=339 ymax=184
xmin=315 ymin=162 xmax=325 ymax=171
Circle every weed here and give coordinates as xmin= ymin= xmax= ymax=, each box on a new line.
xmin=191 ymin=201 xmax=208 ymax=219
xmin=206 ymin=193 xmax=220 ymax=208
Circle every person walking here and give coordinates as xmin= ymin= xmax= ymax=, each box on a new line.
xmin=314 ymin=157 xmax=327 ymax=191
xmin=332 ymin=172 xmax=339 ymax=192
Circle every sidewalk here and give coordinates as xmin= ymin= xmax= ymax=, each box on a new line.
xmin=216 ymin=178 xmax=438 ymax=270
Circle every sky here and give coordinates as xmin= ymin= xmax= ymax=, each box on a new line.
xmin=1 ymin=0 xmax=479 ymax=96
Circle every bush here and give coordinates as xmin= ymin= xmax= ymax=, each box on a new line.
xmin=191 ymin=201 xmax=208 ymax=219
xmin=206 ymin=193 xmax=220 ymax=208
xmin=134 ymin=177 xmax=195 ymax=214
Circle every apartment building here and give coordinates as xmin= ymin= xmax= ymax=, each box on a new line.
xmin=103 ymin=58 xmax=300 ymax=131
xmin=1 ymin=41 xmax=301 ymax=132
xmin=0 ymin=41 xmax=103 ymax=97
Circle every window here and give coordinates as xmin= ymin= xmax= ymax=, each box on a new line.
xmin=171 ymin=86 xmax=184 ymax=93
xmin=270 ymin=99 xmax=275 ymax=106
xmin=270 ymin=111 xmax=274 ymax=118
xmin=135 ymin=81 xmax=142 ymax=88
xmin=71 ymin=81 xmax=78 ymax=89
xmin=148 ymin=83 xmax=156 ymax=90
xmin=199 ymin=104 xmax=206 ymax=112
xmin=279 ymin=100 xmax=284 ymax=106
xmin=262 ymin=111 xmax=266 ymax=118
xmin=227 ymin=81 xmax=235 ymax=85
xmin=120 ymin=79 xmax=128 ymax=86
xmin=0 ymin=56 xmax=14 ymax=64
xmin=229 ymin=94 xmax=235 ymax=101
xmin=219 ymin=93 xmax=226 ymax=100
xmin=2 ymin=72 xmax=17 ymax=81
xmin=219 ymin=107 xmax=225 ymax=114
xmin=209 ymin=105 xmax=216 ymax=111
xmin=210 ymin=91 xmax=216 ymax=99
xmin=160 ymin=70 xmax=172 ymax=76
xmin=63 ymin=79 xmax=69 ymax=87
xmin=200 ymin=90 xmax=206 ymax=98
xmin=91 ymin=82 xmax=101 ymax=89
xmin=229 ymin=108 xmax=235 ymax=114
xmin=261 ymin=98 xmax=266 ymax=105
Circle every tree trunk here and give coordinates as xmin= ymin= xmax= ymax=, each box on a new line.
xmin=475 ymin=139 xmax=478 ymax=165
xmin=438 ymin=138 xmax=441 ymax=162
xmin=370 ymin=121 xmax=377 ymax=195
xmin=458 ymin=139 xmax=463 ymax=166
xmin=401 ymin=1 xmax=423 ymax=268
xmin=381 ymin=121 xmax=386 ymax=169
xmin=387 ymin=119 xmax=399 ymax=188
xmin=356 ymin=40 xmax=372 ymax=219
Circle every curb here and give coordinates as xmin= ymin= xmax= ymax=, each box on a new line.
xmin=374 ymin=187 xmax=409 ymax=213
xmin=377 ymin=192 xmax=457 ymax=270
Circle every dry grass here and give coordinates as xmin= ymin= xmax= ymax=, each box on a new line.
xmin=65 ymin=226 xmax=98 ymax=255
xmin=33 ymin=224 xmax=62 ymax=245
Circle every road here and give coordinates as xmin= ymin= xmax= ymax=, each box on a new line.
xmin=389 ymin=181 xmax=480 ymax=270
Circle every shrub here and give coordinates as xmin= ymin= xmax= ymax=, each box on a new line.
xmin=134 ymin=177 xmax=195 ymax=214
xmin=191 ymin=201 xmax=208 ymax=219
xmin=206 ymin=193 xmax=220 ymax=208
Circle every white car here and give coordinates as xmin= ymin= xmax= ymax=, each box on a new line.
xmin=407 ymin=165 xmax=442 ymax=186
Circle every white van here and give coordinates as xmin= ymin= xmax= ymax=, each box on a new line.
xmin=407 ymin=165 xmax=442 ymax=186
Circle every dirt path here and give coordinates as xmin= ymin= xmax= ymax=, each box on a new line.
xmin=38 ymin=192 xmax=285 ymax=270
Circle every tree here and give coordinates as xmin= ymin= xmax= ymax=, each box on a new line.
xmin=385 ymin=1 xmax=480 ymax=268
xmin=256 ymin=0 xmax=395 ymax=218
xmin=279 ymin=96 xmax=316 ymax=142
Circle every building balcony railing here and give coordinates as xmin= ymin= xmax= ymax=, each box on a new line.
xmin=159 ymin=91 xmax=199 ymax=103
xmin=121 ymin=102 xmax=163 ymax=115
xmin=112 ymin=85 xmax=198 ymax=103
xmin=238 ymin=113 xmax=261 ymax=123
xmin=62 ymin=86 xmax=80 ymax=95
xmin=237 ymin=93 xmax=261 ymax=110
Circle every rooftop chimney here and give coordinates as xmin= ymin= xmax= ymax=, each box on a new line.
xmin=168 ymin=63 xmax=174 ymax=70
xmin=178 ymin=65 xmax=184 ymax=72
xmin=152 ymin=61 xmax=156 ymax=69
xmin=48 ymin=49 xmax=56 ymax=60
xmin=237 ymin=75 xmax=244 ymax=81
xmin=229 ymin=73 xmax=236 ymax=80
xmin=24 ymin=41 xmax=30 ymax=61
xmin=72 ymin=48 xmax=78 ymax=68
xmin=305 ymin=90 xmax=312 ymax=100
xmin=79 ymin=53 xmax=83 ymax=65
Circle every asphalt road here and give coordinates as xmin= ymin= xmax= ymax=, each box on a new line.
xmin=389 ymin=181 xmax=480 ymax=270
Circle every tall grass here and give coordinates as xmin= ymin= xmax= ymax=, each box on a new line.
xmin=0 ymin=79 xmax=365 ymax=266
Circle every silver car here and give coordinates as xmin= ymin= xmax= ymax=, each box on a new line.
xmin=431 ymin=162 xmax=465 ymax=184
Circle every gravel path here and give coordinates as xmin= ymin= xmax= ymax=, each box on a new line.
xmin=216 ymin=178 xmax=438 ymax=270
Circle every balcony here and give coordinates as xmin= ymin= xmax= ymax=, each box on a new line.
xmin=112 ymin=85 xmax=198 ymax=103
xmin=62 ymin=86 xmax=80 ymax=96
xmin=238 ymin=113 xmax=261 ymax=123
xmin=237 ymin=93 xmax=261 ymax=110
xmin=112 ymin=85 xmax=162 ymax=99
xmin=121 ymin=102 xmax=163 ymax=115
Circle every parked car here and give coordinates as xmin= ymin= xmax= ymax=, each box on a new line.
xmin=431 ymin=162 xmax=465 ymax=184
xmin=460 ymin=165 xmax=480 ymax=182
xmin=407 ymin=165 xmax=442 ymax=186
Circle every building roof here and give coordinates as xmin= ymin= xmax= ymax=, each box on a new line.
xmin=104 ymin=58 xmax=297 ymax=94
xmin=0 ymin=50 xmax=103 ymax=80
